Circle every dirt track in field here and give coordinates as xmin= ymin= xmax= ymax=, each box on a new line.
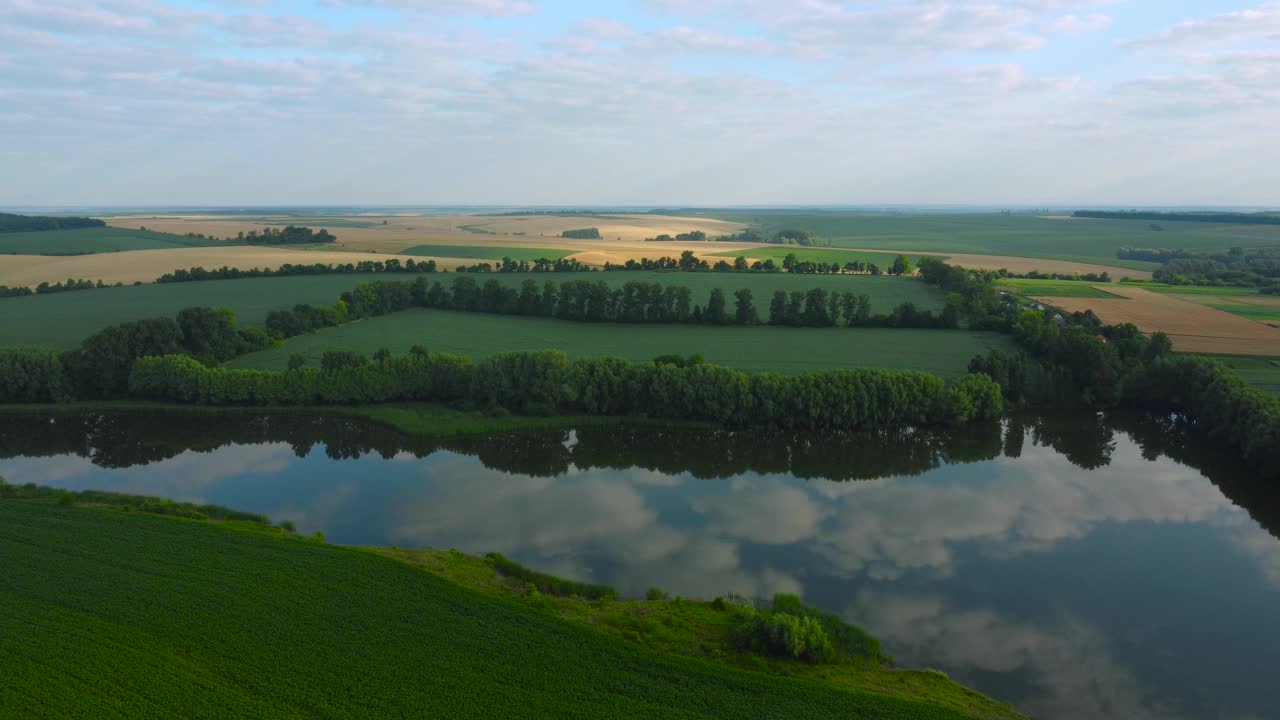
xmin=1035 ymin=286 xmax=1280 ymax=357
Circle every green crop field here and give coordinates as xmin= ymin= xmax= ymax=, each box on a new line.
xmin=1118 ymin=282 xmax=1262 ymax=295
xmin=695 ymin=211 xmax=1280 ymax=269
xmin=229 ymin=308 xmax=1016 ymax=377
xmin=0 ymin=500 xmax=991 ymax=720
xmin=0 ymin=227 xmax=227 ymax=255
xmin=402 ymin=245 xmax=576 ymax=261
xmin=995 ymin=279 xmax=1125 ymax=299
xmin=1203 ymin=356 xmax=1280 ymax=395
xmin=711 ymin=246 xmax=935 ymax=268
xmin=0 ymin=274 xmax=398 ymax=350
xmin=0 ymin=272 xmax=943 ymax=351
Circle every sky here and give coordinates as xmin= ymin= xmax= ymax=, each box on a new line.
xmin=0 ymin=0 xmax=1277 ymax=207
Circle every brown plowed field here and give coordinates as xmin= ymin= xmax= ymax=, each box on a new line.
xmin=1035 ymin=286 xmax=1280 ymax=357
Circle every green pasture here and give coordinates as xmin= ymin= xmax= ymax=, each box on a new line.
xmin=402 ymin=245 xmax=576 ymax=261
xmin=1117 ymin=282 xmax=1262 ymax=295
xmin=697 ymin=212 xmax=1280 ymax=269
xmin=0 ymin=499 xmax=1000 ymax=720
xmin=229 ymin=308 xmax=1016 ymax=377
xmin=0 ymin=227 xmax=227 ymax=255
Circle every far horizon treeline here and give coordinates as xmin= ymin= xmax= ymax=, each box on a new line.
xmin=0 ymin=213 xmax=104 ymax=233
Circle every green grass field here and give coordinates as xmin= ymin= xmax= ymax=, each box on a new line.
xmin=995 ymin=278 xmax=1125 ymax=299
xmin=1191 ymin=302 xmax=1280 ymax=325
xmin=711 ymin=246 xmax=935 ymax=268
xmin=1203 ymin=356 xmax=1280 ymax=395
xmin=228 ymin=308 xmax=1016 ymax=377
xmin=1117 ymin=282 xmax=1262 ymax=295
xmin=696 ymin=212 xmax=1280 ymax=269
xmin=402 ymin=244 xmax=576 ymax=261
xmin=0 ymin=274 xmax=397 ymax=350
xmin=1 ymin=499 xmax=1003 ymax=719
xmin=0 ymin=227 xmax=227 ymax=255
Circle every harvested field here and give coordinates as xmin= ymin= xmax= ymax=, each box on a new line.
xmin=924 ymin=252 xmax=1149 ymax=279
xmin=0 ymin=247 xmax=451 ymax=287
xmin=1035 ymin=286 xmax=1280 ymax=356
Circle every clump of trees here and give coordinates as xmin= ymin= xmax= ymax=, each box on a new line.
xmin=237 ymin=226 xmax=336 ymax=245
xmin=646 ymin=230 xmax=707 ymax=242
xmin=1136 ymin=247 xmax=1280 ymax=288
xmin=730 ymin=594 xmax=884 ymax=665
xmin=561 ymin=228 xmax=601 ymax=239
xmin=0 ymin=213 xmax=105 ymax=233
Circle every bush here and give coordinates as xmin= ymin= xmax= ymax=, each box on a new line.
xmin=646 ymin=587 xmax=670 ymax=601
xmin=733 ymin=613 xmax=835 ymax=664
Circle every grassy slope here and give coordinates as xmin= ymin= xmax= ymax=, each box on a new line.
xmin=0 ymin=274 xmax=395 ymax=350
xmin=228 ymin=308 xmax=1017 ymax=377
xmin=696 ymin=212 xmax=1280 ymax=268
xmin=402 ymin=244 xmax=576 ymax=261
xmin=995 ymin=278 xmax=1125 ymax=299
xmin=0 ymin=500 xmax=1013 ymax=720
xmin=0 ymin=227 xmax=226 ymax=255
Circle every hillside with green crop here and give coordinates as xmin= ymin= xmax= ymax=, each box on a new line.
xmin=0 ymin=496 xmax=1021 ymax=719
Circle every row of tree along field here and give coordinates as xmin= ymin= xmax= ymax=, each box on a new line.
xmin=304 ymin=276 xmax=959 ymax=330
xmin=128 ymin=351 xmax=1005 ymax=429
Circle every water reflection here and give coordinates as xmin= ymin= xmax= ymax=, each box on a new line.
xmin=1 ymin=410 xmax=1278 ymax=720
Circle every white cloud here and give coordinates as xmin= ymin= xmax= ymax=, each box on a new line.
xmin=1047 ymin=13 xmax=1112 ymax=33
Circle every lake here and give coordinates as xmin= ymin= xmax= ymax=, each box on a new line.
xmin=1 ymin=410 xmax=1277 ymax=720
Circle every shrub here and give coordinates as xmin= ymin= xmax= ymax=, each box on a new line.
xmin=646 ymin=587 xmax=670 ymax=601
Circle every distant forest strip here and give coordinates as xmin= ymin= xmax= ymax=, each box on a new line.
xmin=1075 ymin=210 xmax=1280 ymax=225
xmin=0 ymin=213 xmax=105 ymax=233
xmin=1117 ymin=247 xmax=1280 ymax=291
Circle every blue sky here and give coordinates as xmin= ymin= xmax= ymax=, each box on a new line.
xmin=0 ymin=0 xmax=1276 ymax=206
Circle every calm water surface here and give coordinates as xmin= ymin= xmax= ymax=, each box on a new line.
xmin=2 ymin=411 xmax=1278 ymax=720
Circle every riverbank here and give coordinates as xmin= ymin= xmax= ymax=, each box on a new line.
xmin=0 ymin=488 xmax=1024 ymax=719
xmin=0 ymin=400 xmax=714 ymax=437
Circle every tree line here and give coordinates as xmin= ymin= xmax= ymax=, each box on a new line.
xmin=127 ymin=348 xmax=1004 ymax=429
xmin=0 ymin=213 xmax=105 ymax=233
xmin=455 ymin=257 xmax=593 ymax=273
xmin=256 ymin=275 xmax=961 ymax=330
xmin=1074 ymin=210 xmax=1280 ymax=226
xmin=155 ymin=259 xmax=439 ymax=284
xmin=2 ymin=278 xmax=124 ymax=298
xmin=1141 ymin=247 xmax=1280 ymax=290
xmin=561 ymin=228 xmax=601 ymax=239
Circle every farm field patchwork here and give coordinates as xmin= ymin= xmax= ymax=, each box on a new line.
xmin=0 ymin=227 xmax=226 ymax=255
xmin=228 ymin=308 xmax=1017 ymax=377
xmin=1034 ymin=286 xmax=1280 ymax=356
xmin=0 ymin=246 xmax=428 ymax=288
xmin=0 ymin=274 xmax=399 ymax=350
xmin=0 ymin=500 xmax=991 ymax=720
xmin=401 ymin=244 xmax=576 ymax=261
xmin=694 ymin=211 xmax=1280 ymax=269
